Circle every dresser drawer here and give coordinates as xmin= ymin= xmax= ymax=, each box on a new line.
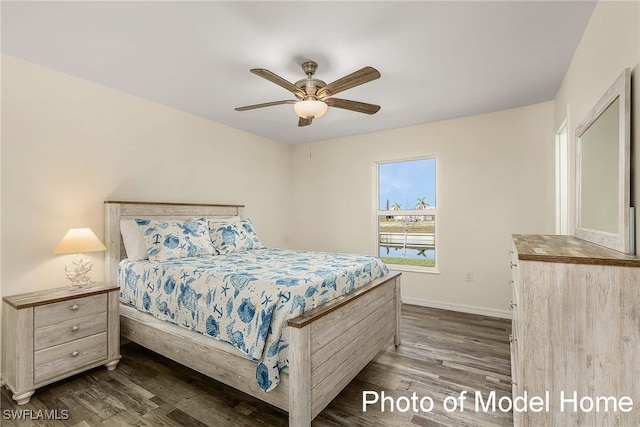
xmin=34 ymin=313 xmax=107 ymax=350
xmin=34 ymin=332 xmax=107 ymax=384
xmin=34 ymin=294 xmax=106 ymax=328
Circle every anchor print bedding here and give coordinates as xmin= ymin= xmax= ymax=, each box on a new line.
xmin=118 ymin=248 xmax=388 ymax=391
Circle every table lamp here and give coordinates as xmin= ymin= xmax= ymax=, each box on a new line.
xmin=53 ymin=227 xmax=107 ymax=287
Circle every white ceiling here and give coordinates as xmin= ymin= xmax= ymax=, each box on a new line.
xmin=1 ymin=1 xmax=596 ymax=145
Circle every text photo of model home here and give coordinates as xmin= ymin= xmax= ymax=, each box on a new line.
xmin=1 ymin=1 xmax=639 ymax=426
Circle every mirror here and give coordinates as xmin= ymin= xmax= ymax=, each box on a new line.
xmin=575 ymin=68 xmax=632 ymax=253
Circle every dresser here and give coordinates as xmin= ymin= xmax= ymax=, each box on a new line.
xmin=2 ymin=284 xmax=121 ymax=405
xmin=509 ymin=235 xmax=640 ymax=426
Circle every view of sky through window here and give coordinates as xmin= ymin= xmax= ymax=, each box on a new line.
xmin=378 ymin=158 xmax=436 ymax=210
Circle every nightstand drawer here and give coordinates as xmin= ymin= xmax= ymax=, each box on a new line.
xmin=34 ymin=313 xmax=107 ymax=350
xmin=34 ymin=332 xmax=107 ymax=384
xmin=34 ymin=294 xmax=106 ymax=328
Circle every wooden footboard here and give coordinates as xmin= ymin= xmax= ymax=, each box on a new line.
xmin=287 ymin=271 xmax=401 ymax=426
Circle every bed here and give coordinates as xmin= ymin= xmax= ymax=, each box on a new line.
xmin=104 ymin=201 xmax=401 ymax=426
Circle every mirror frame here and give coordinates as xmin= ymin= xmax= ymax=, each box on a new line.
xmin=575 ymin=68 xmax=632 ymax=253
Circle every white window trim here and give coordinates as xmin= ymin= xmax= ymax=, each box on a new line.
xmin=373 ymin=157 xmax=439 ymax=274
xmin=556 ymin=119 xmax=569 ymax=235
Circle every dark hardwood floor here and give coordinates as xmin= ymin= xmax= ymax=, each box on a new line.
xmin=1 ymin=305 xmax=512 ymax=426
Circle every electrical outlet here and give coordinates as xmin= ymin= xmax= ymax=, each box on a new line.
xmin=465 ymin=272 xmax=474 ymax=282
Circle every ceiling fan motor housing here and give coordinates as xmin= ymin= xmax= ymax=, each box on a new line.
xmin=295 ymin=78 xmax=327 ymax=100
xmin=301 ymin=61 xmax=318 ymax=76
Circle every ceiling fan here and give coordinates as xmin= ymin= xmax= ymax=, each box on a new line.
xmin=235 ymin=60 xmax=381 ymax=127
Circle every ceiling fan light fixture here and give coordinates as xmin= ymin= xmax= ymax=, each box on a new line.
xmin=294 ymin=99 xmax=328 ymax=119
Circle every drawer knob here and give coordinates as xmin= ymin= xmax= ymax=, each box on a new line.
xmin=70 ymin=304 xmax=79 ymax=311
xmin=71 ymin=325 xmax=80 ymax=332
xmin=70 ymin=351 xmax=80 ymax=357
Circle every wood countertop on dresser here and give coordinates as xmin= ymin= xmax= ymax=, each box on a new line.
xmin=512 ymin=234 xmax=640 ymax=267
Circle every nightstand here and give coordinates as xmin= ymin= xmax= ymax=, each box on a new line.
xmin=1 ymin=283 xmax=121 ymax=405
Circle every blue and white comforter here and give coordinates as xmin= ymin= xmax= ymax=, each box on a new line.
xmin=118 ymin=248 xmax=388 ymax=392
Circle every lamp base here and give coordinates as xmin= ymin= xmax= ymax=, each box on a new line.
xmin=64 ymin=253 xmax=96 ymax=288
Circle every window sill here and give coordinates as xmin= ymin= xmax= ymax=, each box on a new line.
xmin=386 ymin=264 xmax=440 ymax=274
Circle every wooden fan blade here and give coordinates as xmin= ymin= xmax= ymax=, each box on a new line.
xmin=235 ymin=100 xmax=296 ymax=111
xmin=325 ymin=98 xmax=381 ymax=115
xmin=298 ymin=117 xmax=313 ymax=127
xmin=250 ymin=69 xmax=305 ymax=98
xmin=317 ymin=66 xmax=380 ymax=98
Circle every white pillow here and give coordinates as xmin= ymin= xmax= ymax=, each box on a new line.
xmin=120 ymin=219 xmax=149 ymax=261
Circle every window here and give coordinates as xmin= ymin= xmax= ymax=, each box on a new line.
xmin=376 ymin=157 xmax=437 ymax=270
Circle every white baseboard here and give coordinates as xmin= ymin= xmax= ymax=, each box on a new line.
xmin=402 ymin=296 xmax=512 ymax=320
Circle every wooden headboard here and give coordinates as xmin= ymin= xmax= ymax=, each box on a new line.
xmin=104 ymin=201 xmax=244 ymax=285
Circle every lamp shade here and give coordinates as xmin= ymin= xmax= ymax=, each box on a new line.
xmin=294 ymin=100 xmax=328 ymax=119
xmin=53 ymin=228 xmax=107 ymax=254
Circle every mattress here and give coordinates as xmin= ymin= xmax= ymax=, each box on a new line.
xmin=118 ymin=248 xmax=388 ymax=391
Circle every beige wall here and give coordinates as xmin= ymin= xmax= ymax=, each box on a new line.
xmin=289 ymin=102 xmax=556 ymax=316
xmin=1 ymin=55 xmax=292 ymax=298
xmin=554 ymin=0 xmax=640 ymax=244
